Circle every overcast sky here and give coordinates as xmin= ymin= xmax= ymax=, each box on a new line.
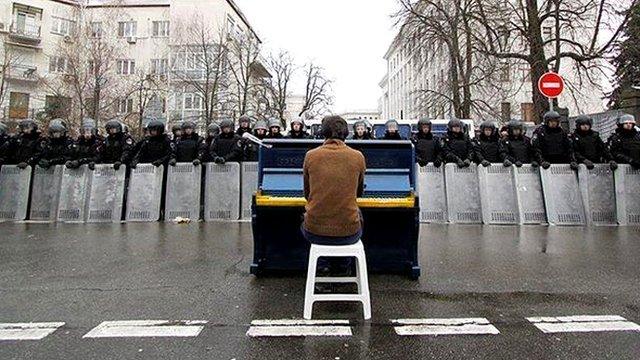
xmin=234 ymin=0 xmax=400 ymax=114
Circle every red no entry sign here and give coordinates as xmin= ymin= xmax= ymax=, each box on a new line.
xmin=538 ymin=72 xmax=565 ymax=98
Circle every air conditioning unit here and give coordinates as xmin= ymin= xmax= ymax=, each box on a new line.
xmin=63 ymin=35 xmax=72 ymax=43
xmin=127 ymin=36 xmax=137 ymax=44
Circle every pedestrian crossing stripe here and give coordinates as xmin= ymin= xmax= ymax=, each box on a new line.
xmin=527 ymin=315 xmax=640 ymax=334
xmin=392 ymin=318 xmax=500 ymax=336
xmin=0 ymin=322 xmax=65 ymax=341
xmin=247 ymin=319 xmax=352 ymax=337
xmin=83 ymin=320 xmax=207 ymax=338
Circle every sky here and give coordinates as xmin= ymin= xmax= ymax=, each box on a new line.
xmin=234 ymin=0 xmax=400 ymax=114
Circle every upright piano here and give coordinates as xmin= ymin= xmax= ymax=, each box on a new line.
xmin=250 ymin=139 xmax=420 ymax=279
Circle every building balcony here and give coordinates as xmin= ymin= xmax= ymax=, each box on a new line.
xmin=6 ymin=64 xmax=39 ymax=82
xmin=9 ymin=22 xmax=41 ymax=44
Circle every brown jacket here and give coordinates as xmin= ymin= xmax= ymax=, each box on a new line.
xmin=303 ymin=139 xmax=366 ymax=237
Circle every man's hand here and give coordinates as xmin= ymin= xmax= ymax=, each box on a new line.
xmin=38 ymin=159 xmax=50 ymax=169
xmin=130 ymin=161 xmax=138 ymax=169
xmin=192 ymin=159 xmax=201 ymax=166
xmin=168 ymin=159 xmax=177 ymax=167
xmin=456 ymin=159 xmax=465 ymax=168
xmin=503 ymin=160 xmax=513 ymax=167
xmin=609 ymin=161 xmax=618 ymax=171
xmin=17 ymin=162 xmax=29 ymax=169
xmin=583 ymin=159 xmax=595 ymax=170
xmin=152 ymin=160 xmax=163 ymax=167
xmin=515 ymin=161 xmax=523 ymax=168
xmin=531 ymin=161 xmax=539 ymax=168
xmin=214 ymin=156 xmax=226 ymax=164
xmin=463 ymin=159 xmax=471 ymax=168
xmin=541 ymin=161 xmax=551 ymax=169
xmin=481 ymin=160 xmax=491 ymax=167
xmin=570 ymin=162 xmax=579 ymax=171
xmin=113 ymin=161 xmax=122 ymax=171
xmin=88 ymin=162 xmax=95 ymax=171
xmin=433 ymin=159 xmax=442 ymax=168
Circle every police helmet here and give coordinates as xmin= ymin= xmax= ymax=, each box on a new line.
xmin=207 ymin=123 xmax=220 ymax=136
xmin=48 ymin=119 xmax=67 ymax=135
xmin=219 ymin=118 xmax=234 ymax=130
xmin=253 ymin=120 xmax=268 ymax=131
xmin=238 ymin=115 xmax=252 ymax=125
xmin=385 ymin=119 xmax=399 ymax=129
xmin=19 ymin=119 xmax=38 ymax=132
xmin=618 ymin=114 xmax=636 ymax=126
xmin=268 ymin=118 xmax=281 ymax=129
xmin=480 ymin=120 xmax=496 ymax=131
xmin=543 ymin=111 xmax=561 ymax=124
xmin=508 ymin=119 xmax=523 ymax=132
xmin=290 ymin=117 xmax=305 ymax=127
xmin=181 ymin=121 xmax=196 ymax=131
xmin=417 ymin=117 xmax=432 ymax=128
xmin=575 ymin=115 xmax=593 ymax=128
xmin=353 ymin=120 xmax=367 ymax=131
xmin=105 ymin=120 xmax=123 ymax=133
xmin=171 ymin=124 xmax=181 ymax=132
xmin=447 ymin=118 xmax=462 ymax=130
xmin=147 ymin=120 xmax=165 ymax=134
xmin=81 ymin=118 xmax=97 ymax=135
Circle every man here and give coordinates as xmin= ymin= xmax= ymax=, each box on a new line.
xmin=199 ymin=123 xmax=220 ymax=163
xmin=266 ymin=118 xmax=284 ymax=139
xmin=571 ymin=115 xmax=614 ymax=170
xmin=38 ymin=119 xmax=75 ymax=169
xmin=382 ymin=119 xmax=403 ymax=140
xmin=171 ymin=124 xmax=182 ymax=143
xmin=442 ymin=119 xmax=474 ymax=168
xmin=236 ymin=115 xmax=252 ymax=137
xmin=130 ymin=120 xmax=175 ymax=168
xmin=0 ymin=122 xmax=11 ymax=166
xmin=473 ymin=121 xmax=504 ymax=167
xmin=172 ymin=121 xmax=204 ymax=166
xmin=286 ymin=118 xmax=312 ymax=139
xmin=532 ymin=111 xmax=577 ymax=169
xmin=501 ymin=120 xmax=536 ymax=167
xmin=350 ymin=120 xmax=373 ymax=140
xmin=608 ymin=114 xmax=640 ymax=169
xmin=209 ymin=118 xmax=243 ymax=164
xmin=412 ymin=117 xmax=442 ymax=167
xmin=67 ymin=118 xmax=102 ymax=170
xmin=244 ymin=120 xmax=268 ymax=162
xmin=302 ymin=115 xmax=365 ymax=246
xmin=98 ymin=120 xmax=135 ymax=170
xmin=8 ymin=119 xmax=42 ymax=168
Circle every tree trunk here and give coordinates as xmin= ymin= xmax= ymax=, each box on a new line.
xmin=526 ymin=0 xmax=550 ymax=123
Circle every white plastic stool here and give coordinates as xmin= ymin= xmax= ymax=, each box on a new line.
xmin=303 ymin=240 xmax=371 ymax=320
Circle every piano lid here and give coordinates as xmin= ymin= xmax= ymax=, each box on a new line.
xmin=258 ymin=140 xmax=416 ymax=197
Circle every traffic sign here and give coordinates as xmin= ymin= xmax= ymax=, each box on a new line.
xmin=538 ymin=72 xmax=565 ymax=98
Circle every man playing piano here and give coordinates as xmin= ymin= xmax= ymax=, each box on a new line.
xmin=301 ymin=115 xmax=366 ymax=246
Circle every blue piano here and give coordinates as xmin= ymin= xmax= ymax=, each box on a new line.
xmin=251 ymin=140 xmax=420 ymax=279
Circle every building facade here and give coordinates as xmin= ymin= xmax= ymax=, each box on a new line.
xmin=338 ymin=109 xmax=381 ymax=122
xmin=0 ymin=0 xmax=269 ymax=132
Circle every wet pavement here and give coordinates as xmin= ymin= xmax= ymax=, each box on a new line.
xmin=0 ymin=222 xmax=638 ymax=359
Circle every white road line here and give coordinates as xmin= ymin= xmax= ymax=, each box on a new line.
xmin=527 ymin=315 xmax=640 ymax=334
xmin=0 ymin=322 xmax=65 ymax=341
xmin=247 ymin=319 xmax=352 ymax=337
xmin=83 ymin=320 xmax=207 ymax=338
xmin=392 ymin=318 xmax=500 ymax=336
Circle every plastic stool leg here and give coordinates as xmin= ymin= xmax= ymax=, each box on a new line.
xmin=357 ymin=249 xmax=371 ymax=320
xmin=304 ymin=250 xmax=319 ymax=320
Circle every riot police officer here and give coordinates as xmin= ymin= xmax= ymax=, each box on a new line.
xmin=442 ymin=119 xmax=474 ymax=168
xmin=608 ymin=114 xmax=640 ymax=169
xmin=67 ymin=118 xmax=103 ymax=170
xmin=571 ymin=115 xmax=613 ymax=170
xmin=38 ymin=119 xmax=74 ymax=169
xmin=473 ymin=121 xmax=504 ymax=167
xmin=236 ymin=115 xmax=252 ymax=137
xmin=412 ymin=117 xmax=442 ymax=167
xmin=98 ymin=120 xmax=135 ymax=170
xmin=8 ymin=119 xmax=42 ymax=168
xmin=383 ymin=119 xmax=404 ymax=140
xmin=501 ymin=120 xmax=536 ymax=167
xmin=532 ymin=111 xmax=577 ymax=169
xmin=267 ymin=118 xmax=284 ymax=139
xmin=199 ymin=123 xmax=220 ymax=163
xmin=209 ymin=118 xmax=243 ymax=164
xmin=350 ymin=120 xmax=373 ymax=140
xmin=172 ymin=121 xmax=204 ymax=166
xmin=244 ymin=120 xmax=268 ymax=161
xmin=171 ymin=124 xmax=182 ymax=142
xmin=0 ymin=122 xmax=10 ymax=165
xmin=130 ymin=120 xmax=175 ymax=168
xmin=286 ymin=118 xmax=311 ymax=139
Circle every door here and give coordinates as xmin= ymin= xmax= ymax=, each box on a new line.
xmin=9 ymin=92 xmax=29 ymax=119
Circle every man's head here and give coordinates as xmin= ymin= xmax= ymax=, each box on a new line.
xmin=418 ymin=118 xmax=431 ymax=134
xmin=147 ymin=120 xmax=165 ymax=137
xmin=105 ymin=120 xmax=122 ymax=136
xmin=618 ymin=114 xmax=636 ymax=131
xmin=181 ymin=121 xmax=196 ymax=136
xmin=353 ymin=121 xmax=367 ymax=137
xmin=171 ymin=124 xmax=182 ymax=138
xmin=268 ymin=118 xmax=281 ymax=134
xmin=19 ymin=119 xmax=37 ymax=135
xmin=321 ymin=115 xmax=349 ymax=141
xmin=385 ymin=119 xmax=399 ymax=134
xmin=48 ymin=119 xmax=67 ymax=139
xmin=81 ymin=118 xmax=97 ymax=139
xmin=575 ymin=115 xmax=592 ymax=132
xmin=207 ymin=123 xmax=220 ymax=138
xmin=239 ymin=115 xmax=251 ymax=129
xmin=220 ymin=118 xmax=234 ymax=134
xmin=480 ymin=121 xmax=496 ymax=137
xmin=448 ymin=119 xmax=462 ymax=133
xmin=291 ymin=118 xmax=304 ymax=132
xmin=508 ymin=120 xmax=523 ymax=137
xmin=544 ymin=111 xmax=561 ymax=128
xmin=253 ymin=120 xmax=268 ymax=138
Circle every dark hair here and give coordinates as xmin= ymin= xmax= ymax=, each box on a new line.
xmin=321 ymin=115 xmax=349 ymax=140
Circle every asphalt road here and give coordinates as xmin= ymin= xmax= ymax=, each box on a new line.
xmin=0 ymin=222 xmax=638 ymax=359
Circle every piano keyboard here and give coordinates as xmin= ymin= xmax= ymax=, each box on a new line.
xmin=255 ymin=195 xmax=416 ymax=208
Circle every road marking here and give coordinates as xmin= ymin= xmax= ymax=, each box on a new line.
xmin=0 ymin=322 xmax=65 ymax=341
xmin=392 ymin=318 xmax=500 ymax=336
xmin=83 ymin=320 xmax=207 ymax=338
xmin=527 ymin=315 xmax=640 ymax=334
xmin=247 ymin=319 xmax=352 ymax=337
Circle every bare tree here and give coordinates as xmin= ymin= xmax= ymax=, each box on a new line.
xmin=299 ymin=62 xmax=333 ymax=118
xmin=227 ymin=31 xmax=264 ymax=118
xmin=262 ymin=50 xmax=295 ymax=123
xmin=127 ymin=69 xmax=165 ymax=135
xmin=472 ymin=0 xmax=635 ymax=120
xmin=0 ymin=45 xmax=27 ymax=114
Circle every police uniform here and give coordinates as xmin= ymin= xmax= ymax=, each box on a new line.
xmin=501 ymin=120 xmax=536 ymax=166
xmin=7 ymin=120 xmax=42 ymax=168
xmin=571 ymin=115 xmax=609 ymax=169
xmin=98 ymin=121 xmax=135 ymax=170
xmin=608 ymin=114 xmax=640 ymax=169
xmin=209 ymin=119 xmax=243 ymax=164
xmin=174 ymin=121 xmax=204 ymax=165
xmin=131 ymin=121 xmax=176 ymax=167
xmin=442 ymin=119 xmax=474 ymax=167
xmin=532 ymin=111 xmax=576 ymax=168
xmin=38 ymin=120 xmax=75 ymax=169
xmin=473 ymin=121 xmax=505 ymax=166
xmin=412 ymin=118 xmax=442 ymax=167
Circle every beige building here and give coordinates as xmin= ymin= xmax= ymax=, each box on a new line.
xmin=339 ymin=109 xmax=381 ymax=122
xmin=0 ymin=0 xmax=269 ymax=131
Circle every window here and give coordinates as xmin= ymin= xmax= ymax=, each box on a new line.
xmin=173 ymin=51 xmax=203 ymax=70
xmin=116 ymin=59 xmax=135 ymax=75
xmin=152 ymin=21 xmax=169 ymax=37
xmin=499 ymin=62 xmax=510 ymax=82
xmin=49 ymin=56 xmax=68 ymax=73
xmin=51 ymin=17 xmax=74 ymax=36
xmin=543 ymin=26 xmax=552 ymax=41
xmin=183 ymin=93 xmax=202 ymax=110
xmin=14 ymin=10 xmax=39 ymax=37
xmin=117 ymin=98 xmax=134 ymax=114
xmin=118 ymin=21 xmax=137 ymax=37
xmin=151 ymin=58 xmax=168 ymax=75
xmin=90 ymin=22 xmax=102 ymax=38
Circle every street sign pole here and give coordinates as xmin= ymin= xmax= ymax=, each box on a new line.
xmin=538 ymin=72 xmax=565 ymax=114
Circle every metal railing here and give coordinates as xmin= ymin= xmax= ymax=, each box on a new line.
xmin=9 ymin=22 xmax=41 ymax=41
